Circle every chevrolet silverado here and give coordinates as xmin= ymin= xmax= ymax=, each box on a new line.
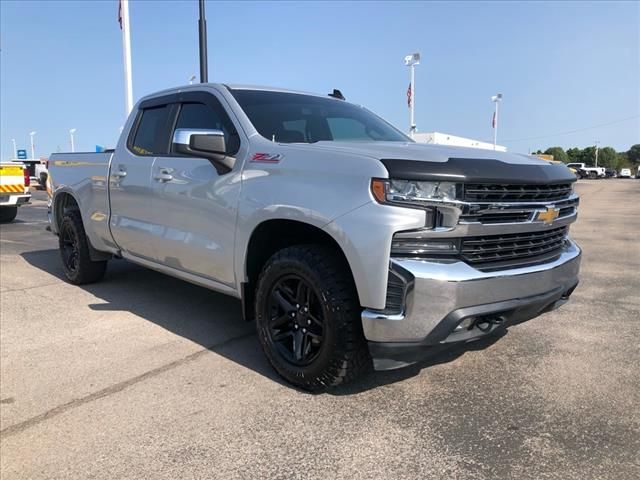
xmin=48 ymin=84 xmax=581 ymax=390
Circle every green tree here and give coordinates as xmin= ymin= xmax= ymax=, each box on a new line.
xmin=566 ymin=147 xmax=583 ymax=164
xmin=597 ymin=147 xmax=617 ymax=169
xmin=581 ymin=146 xmax=596 ymax=166
xmin=544 ymin=146 xmax=569 ymax=163
xmin=627 ymin=144 xmax=640 ymax=165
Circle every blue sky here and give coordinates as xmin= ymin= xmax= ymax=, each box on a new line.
xmin=1 ymin=0 xmax=638 ymax=159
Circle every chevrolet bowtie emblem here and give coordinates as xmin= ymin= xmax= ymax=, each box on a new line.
xmin=537 ymin=207 xmax=560 ymax=225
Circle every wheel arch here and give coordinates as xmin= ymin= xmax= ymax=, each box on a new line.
xmin=241 ymin=218 xmax=360 ymax=321
xmin=52 ymin=190 xmax=80 ymax=233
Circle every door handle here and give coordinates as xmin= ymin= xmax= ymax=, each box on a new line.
xmin=154 ymin=172 xmax=173 ymax=182
xmin=112 ymin=170 xmax=127 ymax=178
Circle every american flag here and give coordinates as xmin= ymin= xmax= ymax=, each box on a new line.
xmin=407 ymin=83 xmax=412 ymax=108
xmin=118 ymin=0 xmax=122 ymax=29
xmin=492 ymin=111 xmax=496 ymax=128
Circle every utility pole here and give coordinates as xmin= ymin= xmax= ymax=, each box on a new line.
xmin=404 ymin=53 xmax=420 ymax=138
xmin=594 ymin=141 xmax=600 ymax=168
xmin=491 ymin=93 xmax=503 ymax=150
xmin=199 ymin=0 xmax=208 ymax=83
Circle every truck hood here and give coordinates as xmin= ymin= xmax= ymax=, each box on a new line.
xmin=305 ymin=141 xmax=576 ymax=184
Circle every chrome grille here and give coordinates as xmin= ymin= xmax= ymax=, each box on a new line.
xmin=464 ymin=183 xmax=573 ymax=202
xmin=460 ymin=211 xmax=533 ymax=224
xmin=461 ymin=226 xmax=568 ymax=270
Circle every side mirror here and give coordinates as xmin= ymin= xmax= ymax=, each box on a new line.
xmin=173 ymin=128 xmax=226 ymax=157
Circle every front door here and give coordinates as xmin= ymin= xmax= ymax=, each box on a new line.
xmin=148 ymin=96 xmax=242 ymax=286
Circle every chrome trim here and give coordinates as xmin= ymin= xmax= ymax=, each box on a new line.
xmin=362 ymin=238 xmax=581 ymax=343
xmin=393 ymin=211 xmax=578 ymax=238
xmin=398 ymin=193 xmax=580 ymax=235
xmin=172 ymin=128 xmax=224 ymax=146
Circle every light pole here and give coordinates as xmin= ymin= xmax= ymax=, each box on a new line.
xmin=594 ymin=140 xmax=600 ymax=168
xmin=30 ymin=131 xmax=37 ymax=160
xmin=189 ymin=75 xmax=196 ymax=85
xmin=11 ymin=138 xmax=17 ymax=159
xmin=404 ymin=53 xmax=420 ymax=138
xmin=491 ymin=93 xmax=503 ymax=150
xmin=69 ymin=128 xmax=77 ymax=152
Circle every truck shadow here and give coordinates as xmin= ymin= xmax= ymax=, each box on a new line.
xmin=21 ymin=249 xmax=506 ymax=395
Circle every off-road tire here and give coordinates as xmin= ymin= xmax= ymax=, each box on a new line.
xmin=0 ymin=207 xmax=18 ymax=223
xmin=255 ymin=245 xmax=371 ymax=391
xmin=59 ymin=210 xmax=107 ymax=284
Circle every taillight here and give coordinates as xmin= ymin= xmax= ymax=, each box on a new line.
xmin=23 ymin=168 xmax=30 ymax=187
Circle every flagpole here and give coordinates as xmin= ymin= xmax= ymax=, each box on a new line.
xmin=410 ymin=64 xmax=415 ymax=138
xmin=121 ymin=0 xmax=133 ymax=116
xmin=493 ymin=101 xmax=498 ymax=150
xmin=491 ymin=93 xmax=502 ymax=151
xmin=404 ymin=53 xmax=420 ymax=139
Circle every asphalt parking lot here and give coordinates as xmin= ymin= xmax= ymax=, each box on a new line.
xmin=1 ymin=180 xmax=639 ymax=479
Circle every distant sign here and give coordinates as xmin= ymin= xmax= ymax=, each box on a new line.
xmin=17 ymin=149 xmax=27 ymax=160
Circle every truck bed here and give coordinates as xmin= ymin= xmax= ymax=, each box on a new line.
xmin=49 ymin=151 xmax=114 ymax=252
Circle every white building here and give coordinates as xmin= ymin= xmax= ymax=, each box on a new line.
xmin=414 ymin=132 xmax=507 ymax=152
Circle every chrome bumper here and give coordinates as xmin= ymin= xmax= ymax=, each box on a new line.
xmin=362 ymin=238 xmax=581 ymax=344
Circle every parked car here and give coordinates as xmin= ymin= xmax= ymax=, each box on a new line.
xmin=47 ymin=84 xmax=582 ymax=390
xmin=604 ymin=168 xmax=617 ymax=178
xmin=566 ymin=163 xmax=605 ymax=179
xmin=619 ymin=168 xmax=632 ymax=178
xmin=0 ymin=162 xmax=31 ymax=222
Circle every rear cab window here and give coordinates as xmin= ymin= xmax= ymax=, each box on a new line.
xmin=129 ymin=105 xmax=173 ymax=156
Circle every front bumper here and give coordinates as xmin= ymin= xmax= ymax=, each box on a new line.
xmin=362 ymin=238 xmax=581 ymax=366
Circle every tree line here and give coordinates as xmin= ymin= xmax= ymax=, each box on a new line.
xmin=533 ymin=144 xmax=640 ymax=171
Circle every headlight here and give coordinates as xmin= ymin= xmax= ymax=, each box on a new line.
xmin=371 ymin=179 xmax=459 ymax=206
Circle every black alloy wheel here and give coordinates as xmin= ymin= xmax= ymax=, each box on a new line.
xmin=60 ymin=222 xmax=80 ymax=274
xmin=266 ymin=274 xmax=326 ymax=366
xmin=58 ymin=210 xmax=107 ymax=284
xmin=254 ymin=245 xmax=371 ymax=391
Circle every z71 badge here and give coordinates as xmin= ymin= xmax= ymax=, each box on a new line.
xmin=251 ymin=153 xmax=283 ymax=163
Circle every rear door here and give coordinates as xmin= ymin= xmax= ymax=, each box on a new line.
xmin=109 ymin=104 xmax=174 ymax=260
xmin=148 ymin=92 xmax=243 ymax=286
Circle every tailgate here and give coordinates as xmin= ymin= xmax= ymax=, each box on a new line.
xmin=0 ymin=165 xmax=26 ymax=193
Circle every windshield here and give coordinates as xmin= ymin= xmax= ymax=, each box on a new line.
xmin=230 ymin=89 xmax=409 ymax=143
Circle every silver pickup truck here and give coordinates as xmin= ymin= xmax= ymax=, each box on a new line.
xmin=48 ymin=84 xmax=581 ymax=390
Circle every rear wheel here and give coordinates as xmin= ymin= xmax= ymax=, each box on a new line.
xmin=588 ymin=171 xmax=598 ymax=179
xmin=59 ymin=210 xmax=107 ymax=284
xmin=255 ymin=245 xmax=370 ymax=391
xmin=0 ymin=207 xmax=18 ymax=223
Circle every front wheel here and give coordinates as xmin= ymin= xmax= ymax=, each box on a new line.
xmin=255 ymin=245 xmax=370 ymax=391
xmin=59 ymin=210 xmax=107 ymax=284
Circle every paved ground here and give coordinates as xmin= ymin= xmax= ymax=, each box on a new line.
xmin=1 ymin=181 xmax=639 ymax=479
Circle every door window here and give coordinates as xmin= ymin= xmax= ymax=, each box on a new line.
xmin=174 ymin=102 xmax=240 ymax=155
xmin=130 ymin=105 xmax=172 ymax=156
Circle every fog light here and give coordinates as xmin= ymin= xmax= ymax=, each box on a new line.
xmin=454 ymin=317 xmax=475 ymax=332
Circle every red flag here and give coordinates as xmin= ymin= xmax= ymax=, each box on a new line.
xmin=118 ymin=0 xmax=122 ymax=29
xmin=492 ymin=111 xmax=496 ymax=129
xmin=407 ymin=83 xmax=412 ymax=108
